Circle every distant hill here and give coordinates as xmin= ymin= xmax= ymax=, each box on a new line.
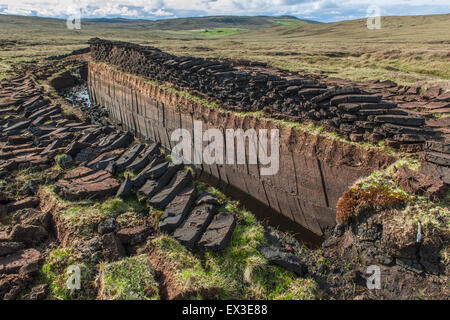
xmin=0 ymin=14 xmax=317 ymax=32
xmin=83 ymin=15 xmax=318 ymax=30
xmin=257 ymin=13 xmax=450 ymax=41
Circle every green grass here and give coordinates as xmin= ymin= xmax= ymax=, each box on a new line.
xmin=202 ymin=204 xmax=319 ymax=300
xmin=99 ymin=255 xmax=160 ymax=300
xmin=39 ymin=247 xmax=98 ymax=300
xmin=192 ymin=28 xmax=248 ymax=37
xmin=269 ymin=19 xmax=308 ymax=26
xmin=0 ymin=60 xmax=11 ymax=81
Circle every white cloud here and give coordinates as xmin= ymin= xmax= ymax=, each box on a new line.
xmin=0 ymin=0 xmax=448 ymax=22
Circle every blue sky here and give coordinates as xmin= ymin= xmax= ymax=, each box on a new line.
xmin=0 ymin=0 xmax=449 ymax=22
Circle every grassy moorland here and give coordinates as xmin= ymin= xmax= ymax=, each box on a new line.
xmin=0 ymin=14 xmax=310 ymax=73
xmin=0 ymin=13 xmax=449 ymax=87
xmin=159 ymin=14 xmax=450 ymax=87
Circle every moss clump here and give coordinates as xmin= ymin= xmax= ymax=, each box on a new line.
xmin=149 ymin=235 xmax=214 ymax=298
xmin=336 ymin=184 xmax=408 ymax=224
xmin=400 ymin=197 xmax=449 ymax=232
xmin=39 ymin=247 xmax=97 ymax=300
xmin=336 ymin=157 xmax=426 ymax=225
xmin=98 ymin=255 xmax=159 ymax=300
xmin=343 ymin=158 xmax=447 ymax=230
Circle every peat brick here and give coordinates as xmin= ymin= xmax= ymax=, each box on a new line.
xmin=197 ymin=212 xmax=235 ymax=252
xmin=102 ymin=132 xmax=133 ymax=152
xmin=195 ymin=192 xmax=220 ymax=206
xmin=425 ymin=151 xmax=450 ymax=167
xmin=115 ymin=143 xmax=145 ymax=172
xmin=9 ymin=224 xmax=48 ymax=246
xmin=257 ymin=245 xmax=306 ymax=276
xmin=116 ymin=175 xmax=134 ymax=198
xmin=101 ymin=233 xmax=126 ymax=261
xmin=148 ymin=170 xmax=192 ymax=209
xmin=132 ymin=159 xmax=166 ymax=188
xmin=159 ymin=186 xmax=197 ymax=233
xmin=172 ymin=203 xmax=217 ymax=249
xmin=425 ymin=141 xmax=450 ymax=154
xmin=138 ymin=163 xmax=181 ymax=199
xmin=6 ymin=197 xmax=40 ymax=213
xmin=0 ymin=248 xmax=41 ymax=275
xmin=126 ymin=142 xmax=160 ymax=173
xmin=375 ymin=115 xmax=425 ymax=127
xmin=116 ymin=225 xmax=151 ymax=245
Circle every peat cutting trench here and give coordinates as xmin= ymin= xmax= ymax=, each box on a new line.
xmin=0 ymin=39 xmax=449 ymax=300
xmin=63 ymin=79 xmax=324 ymax=247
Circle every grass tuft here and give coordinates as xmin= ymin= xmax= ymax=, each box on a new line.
xmin=98 ymin=255 xmax=160 ymax=300
xmin=39 ymin=247 xmax=98 ymax=300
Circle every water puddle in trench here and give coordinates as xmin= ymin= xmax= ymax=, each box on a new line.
xmin=60 ymin=85 xmax=91 ymax=109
